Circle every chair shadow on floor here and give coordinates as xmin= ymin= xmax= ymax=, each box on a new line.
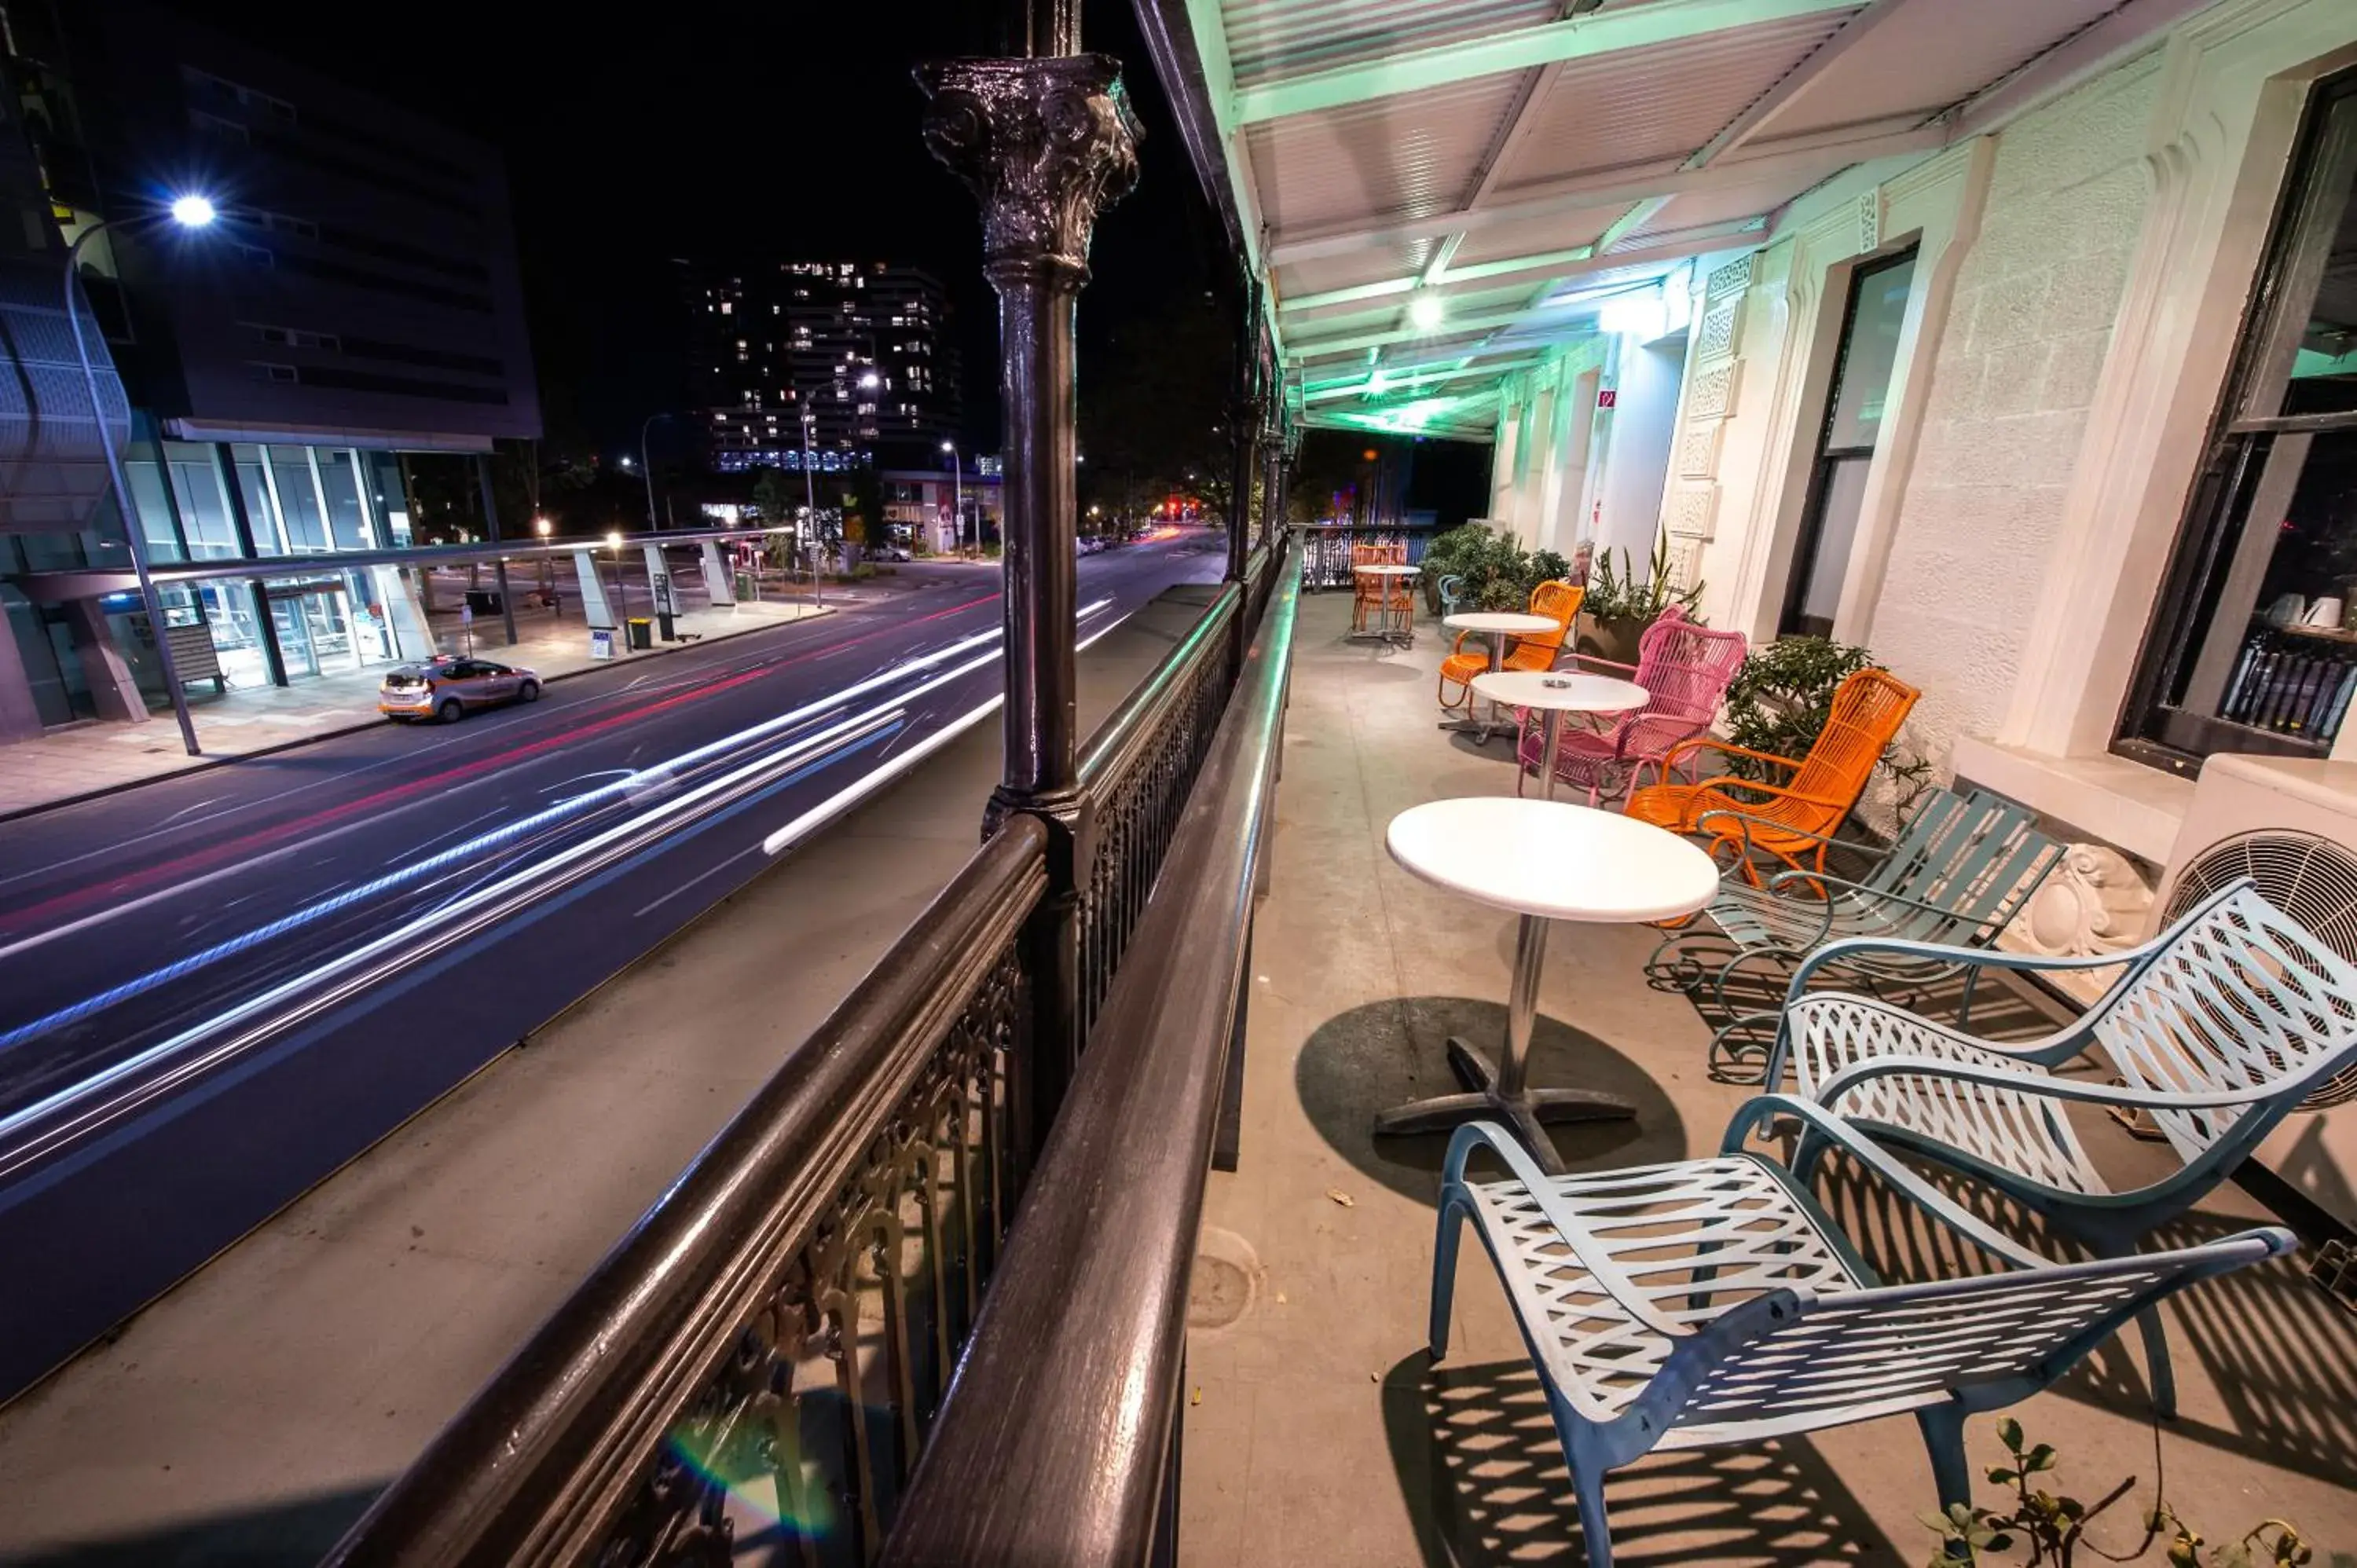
xmin=1294 ymin=995 xmax=1687 ymax=1205
xmin=1380 ymin=1350 xmax=1906 ymax=1568
xmin=1803 ymin=1144 xmax=2357 ymax=1495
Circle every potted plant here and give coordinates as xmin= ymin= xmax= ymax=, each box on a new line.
xmin=1575 ymin=533 xmax=1705 ymax=664
xmin=1719 ymin=633 xmax=1931 ymax=804
xmin=1417 ymin=522 xmax=1568 ymax=614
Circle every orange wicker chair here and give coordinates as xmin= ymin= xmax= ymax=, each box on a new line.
xmin=1624 ymin=667 xmax=1919 ymax=879
xmin=1437 ymin=579 xmax=1582 ymax=710
xmin=1351 ymin=541 xmax=1409 ymax=632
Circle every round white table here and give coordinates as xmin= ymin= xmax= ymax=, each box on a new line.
xmin=1352 ymin=563 xmax=1421 ymax=646
xmin=1472 ymin=669 xmax=1648 ymax=801
xmin=1439 ymin=610 xmax=1561 ymax=741
xmin=1374 ymin=797 xmax=1718 ymax=1171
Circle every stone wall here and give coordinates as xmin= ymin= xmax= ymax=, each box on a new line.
xmin=1867 ymin=51 xmax=2166 ymax=771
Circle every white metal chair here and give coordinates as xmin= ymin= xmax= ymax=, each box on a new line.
xmin=1431 ymin=1105 xmax=2290 ymax=1568
xmin=1761 ymin=877 xmax=2357 ymax=1416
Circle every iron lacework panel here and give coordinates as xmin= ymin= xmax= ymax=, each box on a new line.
xmin=322 ymin=826 xmax=1044 ymax=1568
xmin=603 ymin=950 xmax=1028 ymax=1567
xmin=1077 ymin=592 xmax=1243 ymax=1042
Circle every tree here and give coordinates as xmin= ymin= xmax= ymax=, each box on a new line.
xmin=1080 ymin=289 xmax=1243 ymax=522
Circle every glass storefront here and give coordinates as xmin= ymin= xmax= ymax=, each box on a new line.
xmin=112 ymin=437 xmax=422 ymax=694
xmin=2124 ymin=69 xmax=2357 ymax=766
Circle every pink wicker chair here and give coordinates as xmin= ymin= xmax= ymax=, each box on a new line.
xmin=1516 ymin=606 xmax=1748 ymax=804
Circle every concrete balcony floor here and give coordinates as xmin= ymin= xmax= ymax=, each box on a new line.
xmin=1185 ymin=589 xmax=2357 ymax=1566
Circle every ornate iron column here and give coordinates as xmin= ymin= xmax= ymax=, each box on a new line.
xmin=1259 ymin=415 xmax=1286 ymax=554
xmin=920 ymin=46 xmax=1139 ymax=1139
xmin=1223 ymin=288 xmax=1259 ymax=586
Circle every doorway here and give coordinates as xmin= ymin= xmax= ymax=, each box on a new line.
xmin=1780 ymin=247 xmax=1919 ymax=638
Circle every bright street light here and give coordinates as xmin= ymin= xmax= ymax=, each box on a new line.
xmin=604 ymin=529 xmax=623 ymax=551
xmin=857 ymin=370 xmax=880 ymax=390
xmin=534 ymin=515 xmax=552 ymax=537
xmin=618 ymin=455 xmax=635 ymax=470
xmin=64 ymin=191 xmax=225 ymax=758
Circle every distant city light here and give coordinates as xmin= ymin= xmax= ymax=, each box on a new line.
xmin=618 ymin=455 xmax=635 ymax=469
xmin=169 ymin=194 xmax=218 ymax=228
xmin=857 ymin=371 xmax=881 ymax=390
xmin=941 ymin=440 xmax=955 ymax=453
xmin=1407 ymin=292 xmax=1445 ymax=331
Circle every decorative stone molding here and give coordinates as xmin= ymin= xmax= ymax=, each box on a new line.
xmin=1688 ymin=361 xmax=1741 ymax=419
xmin=917 ymin=54 xmax=1142 ymax=288
xmin=1698 ymin=296 xmax=1743 ymax=361
xmin=1677 ymin=419 xmax=1721 ymax=479
xmin=1857 ymin=187 xmax=1883 ymax=255
xmin=1665 ymin=483 xmax=1717 ymax=540
xmin=1996 ymin=841 xmax=2157 ymax=1002
xmin=1705 ymin=251 xmax=1756 ymax=302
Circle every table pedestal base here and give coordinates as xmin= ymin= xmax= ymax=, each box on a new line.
xmin=1372 ymin=1035 xmax=1634 ymax=1174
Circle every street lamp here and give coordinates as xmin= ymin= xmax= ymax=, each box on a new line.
xmin=64 ymin=193 xmax=219 ymax=757
xmin=940 ymin=439 xmax=964 ymax=558
xmin=638 ymin=411 xmax=682 ymax=531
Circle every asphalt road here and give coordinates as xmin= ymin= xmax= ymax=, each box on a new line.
xmin=0 ymin=532 xmax=1226 ymax=1395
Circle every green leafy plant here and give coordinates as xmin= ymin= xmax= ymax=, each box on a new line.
xmin=1720 ymin=633 xmax=1930 ymax=803
xmin=1582 ymin=532 xmax=1705 ymax=625
xmin=1924 ymin=1420 xmax=2314 ymax=1568
xmin=1417 ymin=523 xmax=1573 ymax=611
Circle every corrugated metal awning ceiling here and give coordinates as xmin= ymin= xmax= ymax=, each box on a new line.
xmin=1167 ymin=0 xmax=2203 ymax=436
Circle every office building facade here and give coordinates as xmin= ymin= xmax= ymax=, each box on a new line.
xmin=0 ymin=0 xmax=541 ymax=736
xmin=690 ymin=261 xmax=959 ymax=473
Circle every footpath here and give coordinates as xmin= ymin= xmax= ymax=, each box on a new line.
xmin=0 ymin=573 xmax=867 ymax=820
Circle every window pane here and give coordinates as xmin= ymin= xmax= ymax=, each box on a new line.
xmin=164 ymin=443 xmax=240 ymax=558
xmin=123 ymin=459 xmax=185 ymax=562
xmin=318 ymin=449 xmax=372 ymax=549
xmin=269 ymin=446 xmax=328 ymax=551
xmin=1824 ymin=255 xmax=1916 ymax=450
xmin=2242 ymin=90 xmax=2357 ymax=422
xmin=2168 ymin=428 xmax=2357 ymax=747
xmin=233 ymin=443 xmax=284 ymax=555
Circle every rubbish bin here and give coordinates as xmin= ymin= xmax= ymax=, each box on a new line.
xmin=626 ymin=617 xmax=653 ymax=650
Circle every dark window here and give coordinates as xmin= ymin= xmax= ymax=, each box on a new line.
xmin=292 ymin=365 xmax=511 ymax=404
xmin=2120 ymin=69 xmax=2357 ymax=771
xmin=1779 ymin=247 xmax=1917 ymax=638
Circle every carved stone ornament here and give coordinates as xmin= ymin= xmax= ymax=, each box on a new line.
xmin=1996 ymin=841 xmax=2156 ymax=1004
xmin=917 ymin=54 xmax=1142 ymax=287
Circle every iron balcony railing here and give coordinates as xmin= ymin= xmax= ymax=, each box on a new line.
xmin=1298 ymin=523 xmax=1437 ymax=591
xmin=324 ymin=544 xmax=1298 ymax=1566
xmin=880 ymin=544 xmax=1297 ymax=1564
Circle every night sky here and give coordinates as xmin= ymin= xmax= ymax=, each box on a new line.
xmin=156 ymin=0 xmax=1490 ymax=520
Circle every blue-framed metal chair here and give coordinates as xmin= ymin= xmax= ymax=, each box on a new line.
xmin=1431 ymin=1107 xmax=2290 ymax=1568
xmin=1759 ymin=877 xmax=2357 ymax=1416
xmin=1436 ymin=573 xmax=1470 ymax=617
xmin=1648 ymin=787 xmax=2062 ymax=1072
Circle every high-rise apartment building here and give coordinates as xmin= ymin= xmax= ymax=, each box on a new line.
xmin=688 ymin=262 xmax=959 ymax=473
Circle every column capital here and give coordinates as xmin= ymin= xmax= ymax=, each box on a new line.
xmin=917 ymin=53 xmax=1142 ymax=289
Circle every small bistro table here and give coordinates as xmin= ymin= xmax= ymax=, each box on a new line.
xmin=1373 ymin=797 xmax=1718 ymax=1173
xmin=1351 ymin=563 xmax=1421 ymax=647
xmin=1472 ymin=669 xmax=1648 ymax=801
xmin=1439 ymin=610 xmax=1560 ymax=742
